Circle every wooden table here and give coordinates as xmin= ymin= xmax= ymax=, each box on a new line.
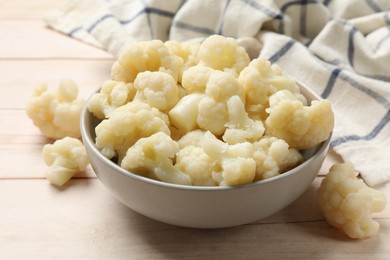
xmin=1 ymin=1 xmax=389 ymax=259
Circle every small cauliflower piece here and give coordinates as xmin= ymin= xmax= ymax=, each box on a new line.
xmin=111 ymin=40 xmax=182 ymax=83
xmin=165 ymin=40 xmax=200 ymax=82
xmin=121 ymin=132 xmax=191 ymax=185
xmin=317 ymin=162 xmax=387 ymax=239
xmin=95 ymin=101 xmax=170 ymax=161
xmin=252 ymin=136 xmax=302 ymax=180
xmin=175 ymin=145 xmax=219 ymax=186
xmin=168 ymin=65 xmax=213 ymax=133
xmin=265 ymin=90 xmax=334 ymax=150
xmin=177 ymin=129 xmax=207 ymax=149
xmin=42 ymin=137 xmax=89 ymax=187
xmin=238 ymin=58 xmax=306 ymax=120
xmin=176 ymin=130 xmax=219 ymax=186
xmin=202 ymin=131 xmax=256 ymax=186
xmin=87 ymin=80 xmax=136 ymax=119
xmin=133 ymin=71 xmax=179 ymax=112
xmin=223 ymin=95 xmax=265 ymax=144
xmin=181 ymin=65 xmax=214 ymax=94
xmin=26 ymin=79 xmax=85 ymax=139
xmin=197 ymin=35 xmax=250 ymax=75
xmin=197 ymin=71 xmax=244 ymax=136
xmin=168 ymin=93 xmax=205 ymax=133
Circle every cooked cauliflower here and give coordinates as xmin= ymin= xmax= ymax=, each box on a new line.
xmin=26 ymin=79 xmax=85 ymax=139
xmin=165 ymin=40 xmax=200 ymax=82
xmin=181 ymin=65 xmax=214 ymax=94
xmin=111 ymin=40 xmax=182 ymax=83
xmin=121 ymin=132 xmax=191 ymax=185
xmin=317 ymin=162 xmax=387 ymax=239
xmin=238 ymin=58 xmax=306 ymax=120
xmin=197 ymin=35 xmax=249 ymax=75
xmin=175 ymin=145 xmax=219 ymax=186
xmin=94 ymin=101 xmax=170 ymax=161
xmin=42 ymin=137 xmax=89 ymax=187
xmin=177 ymin=129 xmax=207 ymax=149
xmin=265 ymin=90 xmax=334 ymax=150
xmin=223 ymin=95 xmax=265 ymax=144
xmin=87 ymin=80 xmax=136 ymax=119
xmin=197 ymin=70 xmax=244 ymax=135
xmin=133 ymin=71 xmax=179 ymax=112
xmin=252 ymin=136 xmax=302 ymax=180
xmin=202 ymin=131 xmax=256 ymax=186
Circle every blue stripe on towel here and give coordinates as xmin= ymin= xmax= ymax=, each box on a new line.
xmin=268 ymin=40 xmax=295 ymax=63
xmin=331 ymin=109 xmax=390 ymax=146
xmin=321 ymin=68 xmax=341 ymax=98
xmin=366 ymin=0 xmax=382 ymax=12
xmin=347 ymin=26 xmax=358 ymax=68
xmin=240 ymin=0 xmax=283 ymax=19
xmin=218 ymin=0 xmax=232 ymax=35
xmin=86 ymin=7 xmax=175 ymax=33
xmin=173 ymin=21 xmax=217 ymax=35
xmin=278 ymin=0 xmax=319 ymax=34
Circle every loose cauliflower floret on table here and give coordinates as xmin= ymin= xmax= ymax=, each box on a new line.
xmin=238 ymin=58 xmax=306 ymax=120
xmin=133 ymin=71 xmax=179 ymax=112
xmin=223 ymin=95 xmax=265 ymax=145
xmin=42 ymin=137 xmax=89 ymax=187
xmin=197 ymin=35 xmax=250 ymax=75
xmin=121 ymin=132 xmax=191 ymax=186
xmin=265 ymin=90 xmax=334 ymax=150
xmin=26 ymin=79 xmax=85 ymax=139
xmin=252 ymin=136 xmax=302 ymax=181
xmin=87 ymin=80 xmax=136 ymax=119
xmin=111 ymin=40 xmax=182 ymax=83
xmin=317 ymin=162 xmax=387 ymax=239
xmin=202 ymin=131 xmax=256 ymax=186
xmin=94 ymin=101 xmax=170 ymax=161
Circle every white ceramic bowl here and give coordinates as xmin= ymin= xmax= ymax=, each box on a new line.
xmin=81 ymin=83 xmax=331 ymax=228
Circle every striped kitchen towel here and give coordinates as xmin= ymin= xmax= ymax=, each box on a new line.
xmin=45 ymin=0 xmax=390 ymax=186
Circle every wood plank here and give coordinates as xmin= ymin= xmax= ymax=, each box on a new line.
xmin=0 ymin=178 xmax=388 ymax=259
xmin=0 ymin=0 xmax=62 ymax=19
xmin=0 ymin=59 xmax=113 ymax=109
xmin=0 ymin=20 xmax=112 ymax=59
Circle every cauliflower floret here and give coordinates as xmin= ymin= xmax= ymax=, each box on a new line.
xmin=111 ymin=40 xmax=182 ymax=83
xmin=177 ymin=129 xmax=207 ymax=149
xmin=165 ymin=40 xmax=200 ymax=82
xmin=175 ymin=146 xmax=219 ymax=186
xmin=26 ymin=79 xmax=85 ymax=139
xmin=181 ymin=65 xmax=214 ymax=94
xmin=197 ymin=35 xmax=249 ymax=75
xmin=202 ymin=131 xmax=256 ymax=186
xmin=170 ymin=69 xmax=244 ymax=136
xmin=133 ymin=71 xmax=179 ymax=112
xmin=87 ymin=80 xmax=136 ymax=119
xmin=223 ymin=95 xmax=265 ymax=144
xmin=95 ymin=101 xmax=170 ymax=161
xmin=121 ymin=132 xmax=191 ymax=185
xmin=238 ymin=58 xmax=306 ymax=120
xmin=197 ymin=71 xmax=244 ymax=136
xmin=252 ymin=136 xmax=302 ymax=180
xmin=265 ymin=90 xmax=334 ymax=150
xmin=317 ymin=162 xmax=387 ymax=239
xmin=42 ymin=137 xmax=89 ymax=187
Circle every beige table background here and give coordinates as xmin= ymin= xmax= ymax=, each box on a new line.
xmin=0 ymin=0 xmax=389 ymax=259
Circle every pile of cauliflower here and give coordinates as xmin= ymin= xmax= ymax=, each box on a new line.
xmin=87 ymin=35 xmax=334 ymax=187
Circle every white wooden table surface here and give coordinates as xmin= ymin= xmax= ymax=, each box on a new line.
xmin=1 ymin=1 xmax=389 ymax=259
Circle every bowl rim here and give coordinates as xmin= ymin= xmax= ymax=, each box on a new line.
xmin=81 ymin=81 xmax=331 ymax=192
